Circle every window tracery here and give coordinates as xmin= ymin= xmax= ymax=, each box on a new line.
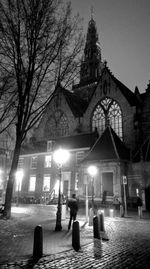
xmin=45 ymin=111 xmax=69 ymax=138
xmin=92 ymin=97 xmax=123 ymax=139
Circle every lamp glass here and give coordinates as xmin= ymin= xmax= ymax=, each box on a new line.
xmin=88 ymin=165 xmax=97 ymax=177
xmin=53 ymin=148 xmax=70 ymax=166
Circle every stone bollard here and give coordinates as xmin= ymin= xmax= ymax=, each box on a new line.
xmin=138 ymin=206 xmax=143 ymax=218
xmin=99 ymin=213 xmax=105 ymax=232
xmin=89 ymin=208 xmax=94 ymax=226
xmin=109 ymin=209 xmax=114 ymax=218
xmin=33 ymin=225 xmax=43 ymax=262
xmin=120 ymin=205 xmax=124 ymax=217
xmin=93 ymin=216 xmax=100 ymax=239
xmin=72 ymin=221 xmax=80 ymax=251
xmin=98 ymin=213 xmax=109 ymax=241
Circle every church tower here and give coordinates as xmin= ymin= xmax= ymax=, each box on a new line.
xmin=80 ymin=16 xmax=102 ymax=84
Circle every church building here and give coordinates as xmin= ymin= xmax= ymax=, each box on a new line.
xmin=15 ymin=17 xmax=150 ymax=210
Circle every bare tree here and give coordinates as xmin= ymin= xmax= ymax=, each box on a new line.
xmin=0 ymin=0 xmax=83 ymax=218
xmin=0 ymin=73 xmax=16 ymax=134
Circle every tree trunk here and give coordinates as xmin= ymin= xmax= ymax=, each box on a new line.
xmin=3 ymin=141 xmax=21 ymax=218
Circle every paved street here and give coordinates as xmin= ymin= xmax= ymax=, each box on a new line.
xmin=0 ymin=205 xmax=150 ymax=268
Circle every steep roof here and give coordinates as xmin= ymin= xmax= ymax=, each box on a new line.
xmin=62 ymin=89 xmax=88 ymax=117
xmin=133 ymin=136 xmax=150 ymax=162
xmin=21 ymin=132 xmax=98 ymax=155
xmin=103 ymin=67 xmax=139 ymax=107
xmin=21 ymin=140 xmax=47 ymax=155
xmin=53 ymin=132 xmax=98 ymax=150
xmin=43 ymin=83 xmax=88 ymax=118
xmin=83 ymin=126 xmax=130 ymax=162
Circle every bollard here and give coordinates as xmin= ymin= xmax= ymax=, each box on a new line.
xmin=72 ymin=221 xmax=80 ymax=251
xmin=120 ymin=205 xmax=124 ymax=217
xmin=138 ymin=206 xmax=142 ymax=218
xmin=109 ymin=209 xmax=114 ymax=218
xmin=89 ymin=208 xmax=94 ymax=226
xmin=98 ymin=213 xmax=109 ymax=241
xmin=100 ymin=209 xmax=105 ymax=217
xmin=93 ymin=216 xmax=100 ymax=239
xmin=99 ymin=213 xmax=105 ymax=232
xmin=33 ymin=225 xmax=43 ymax=261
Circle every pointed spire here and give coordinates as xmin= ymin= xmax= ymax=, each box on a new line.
xmin=134 ymin=86 xmax=140 ymax=95
xmin=91 ymin=5 xmax=94 ymax=20
xmin=80 ymin=16 xmax=102 ymax=84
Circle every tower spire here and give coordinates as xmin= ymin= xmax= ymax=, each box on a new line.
xmin=80 ymin=16 xmax=102 ymax=84
xmin=91 ymin=5 xmax=94 ymax=20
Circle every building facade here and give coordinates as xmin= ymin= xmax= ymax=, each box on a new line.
xmin=13 ymin=18 xmax=150 ymax=210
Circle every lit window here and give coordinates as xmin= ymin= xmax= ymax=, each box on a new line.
xmin=43 ymin=175 xmax=51 ymax=191
xmin=15 ymin=178 xmax=22 ymax=192
xmin=44 ymin=155 xmax=52 ymax=168
xmin=92 ymin=104 xmax=105 ymax=134
xmin=76 ymin=151 xmax=84 ymax=165
xmin=15 ymin=170 xmax=23 ymax=191
xmin=31 ymin=156 xmax=37 ymax=168
xmin=29 ymin=176 xmax=36 ymax=192
xmin=92 ymin=97 xmax=123 ymax=139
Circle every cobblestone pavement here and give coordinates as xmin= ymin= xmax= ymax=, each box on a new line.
xmin=1 ymin=216 xmax=150 ymax=268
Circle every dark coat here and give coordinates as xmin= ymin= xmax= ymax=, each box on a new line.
xmin=68 ymin=198 xmax=78 ymax=214
xmin=137 ymin=197 xmax=143 ymax=207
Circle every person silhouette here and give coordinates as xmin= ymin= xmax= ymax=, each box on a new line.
xmin=68 ymin=194 xmax=78 ymax=230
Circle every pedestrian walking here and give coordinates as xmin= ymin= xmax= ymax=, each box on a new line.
xmin=137 ymin=195 xmax=143 ymax=207
xmin=68 ymin=194 xmax=78 ymax=230
xmin=137 ymin=194 xmax=143 ymax=218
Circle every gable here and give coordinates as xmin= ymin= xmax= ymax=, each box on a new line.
xmin=100 ymin=67 xmax=139 ymax=106
xmin=83 ymin=126 xmax=130 ymax=162
xmin=62 ymin=89 xmax=88 ymax=117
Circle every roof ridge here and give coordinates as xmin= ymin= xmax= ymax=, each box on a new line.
xmin=108 ymin=126 xmax=120 ymax=159
xmin=102 ymin=66 xmax=139 ymax=106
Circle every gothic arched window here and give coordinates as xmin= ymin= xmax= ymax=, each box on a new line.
xmin=45 ymin=111 xmax=69 ymax=138
xmin=92 ymin=97 xmax=123 ymax=139
xmin=57 ymin=114 xmax=69 ymax=136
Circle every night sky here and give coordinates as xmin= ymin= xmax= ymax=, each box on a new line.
xmin=69 ymin=0 xmax=150 ymax=93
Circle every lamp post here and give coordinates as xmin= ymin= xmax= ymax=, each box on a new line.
xmin=15 ymin=170 xmax=23 ymax=206
xmin=88 ymin=165 xmax=97 ymax=213
xmin=123 ymin=175 xmax=127 ymax=216
xmin=53 ymin=148 xmax=70 ymax=231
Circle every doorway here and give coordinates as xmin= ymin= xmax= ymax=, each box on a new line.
xmin=102 ymin=172 xmax=113 ymax=196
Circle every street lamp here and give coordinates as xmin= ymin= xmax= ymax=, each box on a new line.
xmin=15 ymin=170 xmax=24 ymax=206
xmin=53 ymin=148 xmax=70 ymax=231
xmin=88 ymin=165 xmax=97 ymax=213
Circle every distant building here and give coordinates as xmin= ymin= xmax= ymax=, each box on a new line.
xmin=14 ymin=17 xmax=150 ymax=210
